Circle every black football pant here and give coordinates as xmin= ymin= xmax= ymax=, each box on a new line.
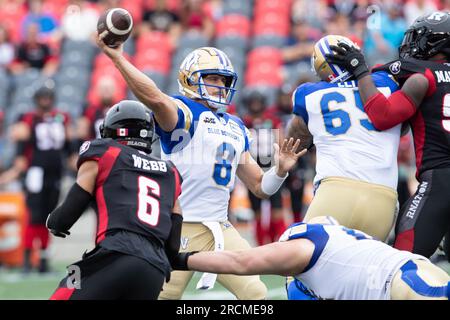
xmin=50 ymin=247 xmax=165 ymax=300
xmin=394 ymin=168 xmax=450 ymax=258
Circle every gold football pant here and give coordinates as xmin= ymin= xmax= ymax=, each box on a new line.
xmin=390 ymin=259 xmax=450 ymax=300
xmin=159 ymin=221 xmax=267 ymax=300
xmin=303 ymin=177 xmax=398 ymax=241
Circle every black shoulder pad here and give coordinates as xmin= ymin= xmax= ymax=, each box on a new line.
xmin=372 ymin=58 xmax=428 ymax=85
xmin=76 ymin=139 xmax=111 ymax=169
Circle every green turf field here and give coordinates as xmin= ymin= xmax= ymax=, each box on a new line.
xmin=0 ymin=261 xmax=448 ymax=300
xmin=0 ymin=263 xmax=286 ymax=300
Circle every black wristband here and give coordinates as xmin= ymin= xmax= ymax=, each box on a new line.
xmin=171 ymin=251 xmax=199 ymax=270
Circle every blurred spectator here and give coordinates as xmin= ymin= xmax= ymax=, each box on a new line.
xmin=21 ymin=0 xmax=59 ymax=42
xmin=291 ymin=0 xmax=332 ymax=30
xmin=60 ymin=0 xmax=100 ymax=42
xmin=0 ymin=81 xmax=77 ymax=274
xmin=439 ymin=0 xmax=450 ymax=10
xmin=324 ymin=13 xmax=360 ymax=43
xmin=330 ymin=0 xmax=358 ymax=17
xmin=10 ymin=22 xmax=58 ymax=76
xmin=404 ymin=0 xmax=438 ymax=26
xmin=0 ymin=110 xmax=4 ymax=170
xmin=180 ymin=0 xmax=215 ymax=41
xmin=140 ymin=0 xmax=181 ymax=47
xmin=77 ymin=75 xmax=117 ymax=142
xmin=364 ymin=3 xmax=407 ymax=66
xmin=282 ymin=19 xmax=317 ymax=65
xmin=242 ymin=90 xmax=286 ymax=245
xmin=351 ymin=0 xmax=371 ymax=22
xmin=0 ymin=25 xmax=15 ymax=69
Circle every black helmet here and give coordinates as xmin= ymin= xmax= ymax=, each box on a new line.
xmin=100 ymin=100 xmax=155 ymax=153
xmin=400 ymin=11 xmax=450 ymax=59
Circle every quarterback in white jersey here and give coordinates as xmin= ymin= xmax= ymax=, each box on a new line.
xmin=96 ymin=38 xmax=306 ymax=300
xmin=176 ymin=216 xmax=450 ymax=300
xmin=288 ymin=35 xmax=401 ymax=242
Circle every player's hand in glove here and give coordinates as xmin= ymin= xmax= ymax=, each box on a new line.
xmin=49 ymin=228 xmax=71 ymax=238
xmin=325 ymin=42 xmax=370 ymax=80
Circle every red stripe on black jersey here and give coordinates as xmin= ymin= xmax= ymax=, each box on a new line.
xmin=424 ymin=68 xmax=437 ymax=97
xmin=172 ymin=167 xmax=182 ymax=206
xmin=394 ymin=228 xmax=415 ymax=252
xmin=95 ymin=146 xmax=121 ymax=243
xmin=49 ymin=287 xmax=75 ymax=300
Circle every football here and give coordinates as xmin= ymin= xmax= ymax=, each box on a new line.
xmin=97 ymin=8 xmax=133 ymax=48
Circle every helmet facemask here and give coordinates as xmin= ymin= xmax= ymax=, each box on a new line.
xmin=400 ymin=12 xmax=450 ymax=60
xmin=178 ymin=47 xmax=238 ymax=110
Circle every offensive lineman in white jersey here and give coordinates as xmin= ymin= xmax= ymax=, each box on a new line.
xmin=173 ymin=216 xmax=450 ymax=300
xmin=288 ymin=35 xmax=402 ymax=242
xmin=96 ymin=36 xmax=306 ymax=299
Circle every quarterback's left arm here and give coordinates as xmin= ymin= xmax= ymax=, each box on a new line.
xmin=46 ymin=161 xmax=97 ymax=238
xmin=237 ymin=138 xmax=307 ymax=199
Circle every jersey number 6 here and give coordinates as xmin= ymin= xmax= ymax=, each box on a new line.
xmin=137 ymin=176 xmax=160 ymax=226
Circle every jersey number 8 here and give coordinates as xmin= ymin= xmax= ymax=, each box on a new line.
xmin=213 ymin=142 xmax=236 ymax=186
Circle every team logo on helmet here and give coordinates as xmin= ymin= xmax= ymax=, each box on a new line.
xmin=311 ymin=35 xmax=357 ymax=83
xmin=426 ymin=11 xmax=448 ymax=24
xmin=389 ymin=61 xmax=402 ymax=74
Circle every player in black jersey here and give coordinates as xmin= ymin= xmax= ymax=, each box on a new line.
xmin=47 ymin=100 xmax=183 ymax=300
xmin=326 ymin=11 xmax=450 ymax=258
xmin=0 ymin=82 xmax=77 ymax=273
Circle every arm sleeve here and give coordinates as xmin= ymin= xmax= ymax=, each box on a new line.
xmin=364 ymin=90 xmax=417 ymax=130
xmin=46 ymin=183 xmax=92 ymax=233
xmin=165 ymin=214 xmax=183 ymax=265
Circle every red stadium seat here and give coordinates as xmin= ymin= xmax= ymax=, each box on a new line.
xmin=254 ymin=0 xmax=292 ymax=17
xmin=245 ymin=63 xmax=283 ymax=87
xmin=94 ymin=53 xmax=131 ymax=69
xmin=0 ymin=1 xmax=27 ymax=43
xmin=134 ymin=49 xmax=171 ymax=74
xmin=119 ymin=0 xmax=144 ymax=24
xmin=136 ymin=31 xmax=173 ymax=54
xmin=253 ymin=13 xmax=291 ymax=37
xmin=88 ymin=72 xmax=127 ymax=106
xmin=216 ymin=14 xmax=251 ymax=38
xmin=247 ymin=47 xmax=283 ymax=67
